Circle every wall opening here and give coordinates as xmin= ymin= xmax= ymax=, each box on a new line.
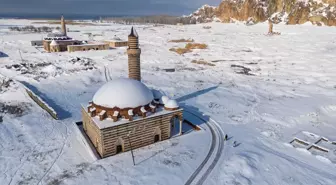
xmin=116 ymin=145 xmax=123 ymax=154
xmin=154 ymin=134 xmax=160 ymax=143
xmin=170 ymin=115 xmax=181 ymax=137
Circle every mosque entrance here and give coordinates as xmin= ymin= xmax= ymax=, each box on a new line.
xmin=154 ymin=134 xmax=160 ymax=143
xmin=116 ymin=145 xmax=123 ymax=154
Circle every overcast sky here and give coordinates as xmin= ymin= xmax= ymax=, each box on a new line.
xmin=0 ymin=0 xmax=221 ymax=17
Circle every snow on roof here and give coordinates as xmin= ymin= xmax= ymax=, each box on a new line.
xmin=128 ymin=109 xmax=134 ymax=116
xmin=141 ymin=106 xmax=146 ymax=113
xmin=160 ymin=96 xmax=170 ymax=105
xmin=112 ymin=35 xmax=122 ymax=41
xmin=99 ymin=110 xmax=106 ymax=116
xmin=149 ymin=103 xmax=156 ymax=109
xmin=82 ymin=104 xmax=182 ymax=129
xmin=90 ymin=107 xmax=96 ymax=112
xmin=50 ymin=40 xmax=59 ymax=46
xmin=165 ymin=99 xmax=179 ymax=109
xmin=113 ymin=111 xmax=119 ymax=116
xmin=93 ymin=78 xmax=154 ymax=109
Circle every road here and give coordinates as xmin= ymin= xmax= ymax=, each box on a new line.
xmin=184 ymin=108 xmax=225 ymax=185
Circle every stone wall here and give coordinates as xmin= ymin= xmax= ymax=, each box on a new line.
xmin=83 ymin=106 xmax=183 ymax=158
xmin=105 ymin=41 xmax=128 ymax=48
xmin=43 ymin=40 xmax=79 ymax=52
xmin=31 ymin=40 xmax=43 ymax=46
xmin=82 ymin=108 xmax=103 ymax=155
xmin=67 ymin=44 xmax=109 ymax=52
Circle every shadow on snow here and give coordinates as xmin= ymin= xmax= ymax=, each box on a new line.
xmin=20 ymin=81 xmax=72 ymax=120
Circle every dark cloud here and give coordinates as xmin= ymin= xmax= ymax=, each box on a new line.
xmin=0 ymin=0 xmax=221 ymax=17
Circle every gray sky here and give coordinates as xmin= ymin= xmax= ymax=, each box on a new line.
xmin=0 ymin=0 xmax=221 ymax=17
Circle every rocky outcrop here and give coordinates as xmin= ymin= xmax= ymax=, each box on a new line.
xmin=188 ymin=5 xmax=218 ymax=23
xmin=189 ymin=0 xmax=336 ymax=26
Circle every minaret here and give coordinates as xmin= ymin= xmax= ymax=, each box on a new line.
xmin=61 ymin=15 xmax=67 ymax=36
xmin=127 ymin=27 xmax=141 ymax=81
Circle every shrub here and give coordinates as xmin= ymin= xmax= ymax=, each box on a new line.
xmin=185 ymin=43 xmax=208 ymax=49
xmin=169 ymin=38 xmax=194 ymax=43
xmin=169 ymin=48 xmax=192 ymax=55
xmin=191 ymin=60 xmax=215 ymax=66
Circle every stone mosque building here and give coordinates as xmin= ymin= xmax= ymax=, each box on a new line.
xmin=82 ymin=28 xmax=184 ymax=158
xmin=42 ymin=16 xmax=110 ymax=53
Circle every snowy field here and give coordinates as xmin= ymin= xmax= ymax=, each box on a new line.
xmin=0 ymin=19 xmax=336 ymax=185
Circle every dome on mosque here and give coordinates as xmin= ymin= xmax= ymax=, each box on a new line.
xmin=50 ymin=40 xmax=59 ymax=46
xmin=164 ymin=99 xmax=179 ymax=109
xmin=160 ymin=96 xmax=170 ymax=105
xmin=92 ymin=78 xmax=154 ymax=109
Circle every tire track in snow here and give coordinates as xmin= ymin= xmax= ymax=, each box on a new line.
xmin=184 ymin=109 xmax=225 ymax=185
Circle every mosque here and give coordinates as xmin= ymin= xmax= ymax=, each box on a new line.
xmin=41 ymin=16 xmax=112 ymax=53
xmin=82 ymin=28 xmax=184 ymax=158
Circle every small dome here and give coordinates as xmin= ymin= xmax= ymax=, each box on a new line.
xmin=52 ymin=29 xmax=63 ymax=34
xmin=93 ymin=78 xmax=154 ymax=109
xmin=50 ymin=40 xmax=59 ymax=46
xmin=152 ymin=89 xmax=164 ymax=100
xmin=165 ymin=99 xmax=179 ymax=109
xmin=112 ymin=36 xmax=121 ymax=41
xmin=160 ymin=96 xmax=169 ymax=105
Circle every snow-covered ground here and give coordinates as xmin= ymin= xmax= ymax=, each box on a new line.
xmin=0 ymin=19 xmax=335 ymax=185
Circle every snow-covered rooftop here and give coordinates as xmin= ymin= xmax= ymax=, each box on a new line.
xmin=81 ymin=104 xmax=182 ymax=129
xmin=165 ymin=99 xmax=179 ymax=109
xmin=160 ymin=96 xmax=169 ymax=105
xmin=92 ymin=78 xmax=154 ymax=109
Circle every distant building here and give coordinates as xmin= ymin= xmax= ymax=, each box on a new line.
xmin=104 ymin=35 xmax=128 ymax=48
xmin=67 ymin=43 xmax=109 ymax=52
xmin=82 ymin=28 xmax=184 ymax=158
xmin=31 ymin=40 xmax=43 ymax=46
xmin=40 ymin=16 xmax=109 ymax=53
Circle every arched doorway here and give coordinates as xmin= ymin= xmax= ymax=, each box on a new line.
xmin=115 ymin=137 xmax=124 ymax=155
xmin=116 ymin=145 xmax=123 ymax=154
xmin=153 ymin=127 xmax=161 ymax=143
xmin=154 ymin=134 xmax=160 ymax=143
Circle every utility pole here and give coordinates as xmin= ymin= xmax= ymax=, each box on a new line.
xmin=127 ymin=132 xmax=135 ymax=166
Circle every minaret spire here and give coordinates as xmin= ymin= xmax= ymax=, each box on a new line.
xmin=127 ymin=27 xmax=141 ymax=81
xmin=61 ymin=15 xmax=67 ymax=36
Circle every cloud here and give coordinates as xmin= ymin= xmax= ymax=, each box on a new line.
xmin=0 ymin=0 xmax=221 ymax=16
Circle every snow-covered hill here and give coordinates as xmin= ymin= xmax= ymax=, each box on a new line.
xmin=0 ymin=19 xmax=335 ymax=184
xmin=188 ymin=0 xmax=336 ymax=26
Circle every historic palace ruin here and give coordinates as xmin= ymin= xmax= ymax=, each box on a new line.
xmin=82 ymin=28 xmax=183 ymax=158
